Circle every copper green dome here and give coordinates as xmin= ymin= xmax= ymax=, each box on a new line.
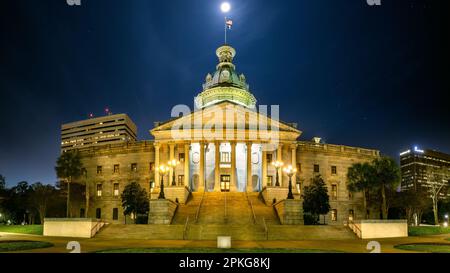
xmin=195 ymin=45 xmax=257 ymax=109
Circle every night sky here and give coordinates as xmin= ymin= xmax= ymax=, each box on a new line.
xmin=0 ymin=0 xmax=449 ymax=187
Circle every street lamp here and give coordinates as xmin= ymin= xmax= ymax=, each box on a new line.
xmin=158 ymin=165 xmax=170 ymax=199
xmin=168 ymin=159 xmax=180 ymax=186
xmin=283 ymin=165 xmax=297 ymax=200
xmin=272 ymin=161 xmax=284 ymax=187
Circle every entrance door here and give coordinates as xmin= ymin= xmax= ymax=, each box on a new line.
xmin=220 ymin=175 xmax=230 ymax=192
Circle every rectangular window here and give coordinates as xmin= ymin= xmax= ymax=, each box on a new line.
xmin=221 ymin=152 xmax=231 ymax=163
xmin=314 ymin=164 xmax=320 ymax=173
xmin=131 ymin=163 xmax=137 ymax=172
xmin=331 ymin=209 xmax=337 ymax=221
xmin=114 ymin=164 xmax=120 ymax=173
xmin=331 ymin=184 xmax=337 ymax=200
xmin=331 ymin=166 xmax=337 ymax=175
xmin=296 ymin=163 xmax=301 ymax=173
xmin=349 ymin=191 xmax=353 ymax=200
xmin=97 ymin=166 xmax=102 ymax=175
xmin=97 ymin=184 xmax=102 ymax=197
xmin=113 ymin=183 xmax=119 ymax=197
xmin=80 ymin=208 xmax=85 ymax=218
xmin=113 ymin=208 xmax=118 ymax=220
xmin=96 ymin=208 xmax=101 ymax=219
xmin=267 ymin=176 xmax=273 ymax=187
xmin=179 ymin=153 xmax=185 ymax=162
xmin=149 ymin=162 xmax=155 ymax=172
xmin=266 ymin=154 xmax=273 ymax=164
xmin=178 ymin=175 xmax=184 ymax=186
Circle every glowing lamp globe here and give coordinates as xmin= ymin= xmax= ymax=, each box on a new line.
xmin=221 ymin=2 xmax=231 ymax=13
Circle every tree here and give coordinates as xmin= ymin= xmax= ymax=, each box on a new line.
xmin=55 ymin=150 xmax=84 ymax=218
xmin=372 ymin=157 xmax=401 ymax=219
xmin=30 ymin=183 xmax=56 ymax=224
xmin=394 ymin=190 xmax=429 ymax=226
xmin=347 ymin=162 xmax=374 ymax=219
xmin=0 ymin=174 xmax=5 ymax=191
xmin=426 ymin=166 xmax=450 ymax=225
xmin=302 ymin=175 xmax=330 ymax=225
xmin=121 ymin=182 xmax=150 ymax=224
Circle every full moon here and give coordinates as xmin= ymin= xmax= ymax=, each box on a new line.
xmin=221 ymin=2 xmax=231 ymax=13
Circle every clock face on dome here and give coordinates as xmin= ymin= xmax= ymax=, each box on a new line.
xmin=220 ymin=70 xmax=230 ymax=81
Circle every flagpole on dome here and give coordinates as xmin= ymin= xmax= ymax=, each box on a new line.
xmin=221 ymin=2 xmax=231 ymax=44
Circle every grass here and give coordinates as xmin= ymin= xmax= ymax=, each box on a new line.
xmin=0 ymin=225 xmax=43 ymax=235
xmin=408 ymin=226 xmax=450 ymax=236
xmin=0 ymin=240 xmax=53 ymax=252
xmin=95 ymin=248 xmax=344 ymax=253
xmin=395 ymin=243 xmax=450 ymax=253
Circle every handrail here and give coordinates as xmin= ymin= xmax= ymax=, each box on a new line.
xmin=183 ymin=216 xmax=189 ymax=240
xmin=90 ymin=220 xmax=104 ymax=237
xmin=348 ymin=220 xmax=362 ymax=238
xmin=262 ymin=217 xmax=268 ymax=240
xmin=245 ymin=192 xmax=257 ymax=224
xmin=194 ymin=191 xmax=205 ymax=223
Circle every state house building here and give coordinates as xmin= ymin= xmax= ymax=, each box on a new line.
xmin=65 ymin=45 xmax=380 ymax=225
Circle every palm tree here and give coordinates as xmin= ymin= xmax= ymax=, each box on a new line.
xmin=55 ymin=150 xmax=83 ymax=218
xmin=347 ymin=162 xmax=373 ymax=219
xmin=372 ymin=157 xmax=401 ymax=219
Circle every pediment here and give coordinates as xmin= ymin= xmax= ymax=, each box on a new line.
xmin=150 ymin=101 xmax=301 ymax=142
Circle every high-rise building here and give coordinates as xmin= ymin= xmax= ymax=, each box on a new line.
xmin=400 ymin=146 xmax=450 ymax=195
xmin=61 ymin=113 xmax=137 ymax=152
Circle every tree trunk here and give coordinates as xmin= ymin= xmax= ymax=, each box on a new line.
xmin=363 ymin=189 xmax=368 ymax=219
xmin=66 ymin=178 xmax=71 ymax=218
xmin=381 ymin=183 xmax=387 ymax=219
xmin=433 ymin=199 xmax=439 ymax=225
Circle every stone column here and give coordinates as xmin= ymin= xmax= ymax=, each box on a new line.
xmin=199 ymin=141 xmax=205 ymax=192
xmin=231 ymin=141 xmax=237 ymax=191
xmin=184 ymin=143 xmax=190 ymax=189
xmin=169 ymin=143 xmax=175 ymax=186
xmin=154 ymin=143 xmax=160 ymax=189
xmin=277 ymin=143 xmax=284 ymax=187
xmin=262 ymin=148 xmax=267 ymax=188
xmin=291 ymin=143 xmax=298 ymax=194
xmin=214 ymin=141 xmax=220 ymax=192
xmin=246 ymin=142 xmax=252 ymax=192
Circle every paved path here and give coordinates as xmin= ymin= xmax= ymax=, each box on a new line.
xmin=2 ymin=232 xmax=450 ymax=253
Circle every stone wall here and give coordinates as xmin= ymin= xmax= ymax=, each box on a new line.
xmin=261 ymin=187 xmax=290 ymax=205
xmin=274 ymin=199 xmax=303 ymax=225
xmin=148 ymin=199 xmax=178 ymax=224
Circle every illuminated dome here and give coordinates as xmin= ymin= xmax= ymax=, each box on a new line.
xmin=194 ymin=45 xmax=257 ymax=109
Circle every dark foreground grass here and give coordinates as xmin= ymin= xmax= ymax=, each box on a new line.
xmin=0 ymin=240 xmax=53 ymax=252
xmin=0 ymin=225 xmax=43 ymax=235
xmin=96 ymin=248 xmax=344 ymax=253
xmin=395 ymin=243 xmax=450 ymax=253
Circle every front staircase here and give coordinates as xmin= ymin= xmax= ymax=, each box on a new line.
xmin=95 ymin=191 xmax=356 ymax=240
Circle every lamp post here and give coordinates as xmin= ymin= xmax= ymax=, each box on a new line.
xmin=158 ymin=165 xmax=169 ymax=199
xmin=283 ymin=165 xmax=297 ymax=200
xmin=168 ymin=159 xmax=180 ymax=186
xmin=272 ymin=161 xmax=284 ymax=187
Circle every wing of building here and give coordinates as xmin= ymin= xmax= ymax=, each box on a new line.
xmin=67 ymin=44 xmax=380 ymax=225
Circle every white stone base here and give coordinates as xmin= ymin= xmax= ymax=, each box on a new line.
xmin=43 ymin=218 xmax=105 ymax=238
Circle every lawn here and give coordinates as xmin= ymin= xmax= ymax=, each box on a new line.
xmin=395 ymin=243 xmax=450 ymax=253
xmin=0 ymin=225 xmax=43 ymax=235
xmin=0 ymin=240 xmax=53 ymax=252
xmin=96 ymin=248 xmax=344 ymax=253
xmin=408 ymin=226 xmax=450 ymax=236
